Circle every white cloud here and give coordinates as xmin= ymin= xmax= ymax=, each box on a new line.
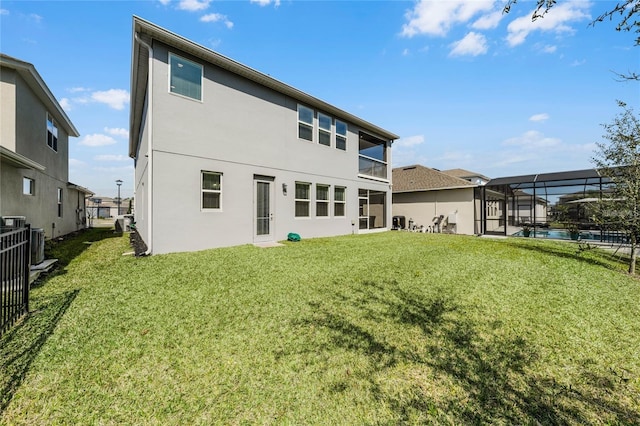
xmin=0 ymin=9 xmax=9 ymax=15
xmin=506 ymin=1 xmax=591 ymax=47
xmin=200 ymin=13 xmax=233 ymax=29
xmin=503 ymin=130 xmax=561 ymax=149
xmin=69 ymin=87 xmax=90 ymax=93
xmin=104 ymin=127 xmax=129 ymax=138
xmin=91 ymin=89 xmax=129 ymax=110
xmin=59 ymin=98 xmax=72 ymax=111
xmin=69 ymin=158 xmax=87 ymax=167
xmin=529 ymin=113 xmax=550 ymax=122
xmin=449 ymin=32 xmax=488 ymax=57
xmin=178 ymin=0 xmax=210 ymax=11
xmin=94 ymin=154 xmax=130 ymax=162
xmin=471 ymin=10 xmax=503 ymax=30
xmin=541 ymin=44 xmax=557 ymax=53
xmin=571 ymin=59 xmax=586 ymax=66
xmin=158 ymin=0 xmax=171 ymax=5
xmin=401 ymin=0 xmax=495 ymax=37
xmin=396 ymin=135 xmax=425 ymax=148
xmin=29 ymin=13 xmax=42 ymax=23
xmin=79 ymin=134 xmax=117 ymax=147
xmin=402 ymin=48 xmax=410 ymax=56
xmin=250 ymin=0 xmax=281 ymax=6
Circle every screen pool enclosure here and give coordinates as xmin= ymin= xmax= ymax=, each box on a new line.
xmin=479 ymin=168 xmax=626 ymax=243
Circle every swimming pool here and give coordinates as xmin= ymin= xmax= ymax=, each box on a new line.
xmin=512 ymin=229 xmax=596 ymax=240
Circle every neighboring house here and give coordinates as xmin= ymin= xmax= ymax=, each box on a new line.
xmin=0 ymin=54 xmax=92 ymax=239
xmin=392 ymin=165 xmax=480 ymax=235
xmin=129 ymin=17 xmax=398 ymax=254
xmin=441 ymin=168 xmax=490 ymax=186
xmin=87 ymin=196 xmax=133 ymax=220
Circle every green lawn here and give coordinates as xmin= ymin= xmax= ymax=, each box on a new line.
xmin=1 ymin=229 xmax=639 ymax=424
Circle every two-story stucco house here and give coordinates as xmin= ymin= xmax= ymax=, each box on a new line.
xmin=0 ymin=54 xmax=92 ymax=239
xmin=129 ymin=17 xmax=398 ymax=254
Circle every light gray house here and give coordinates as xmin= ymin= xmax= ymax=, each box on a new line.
xmin=0 ymin=54 xmax=92 ymax=239
xmin=129 ymin=17 xmax=398 ymax=254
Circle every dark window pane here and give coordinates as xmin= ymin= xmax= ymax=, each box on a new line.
xmin=336 ymin=120 xmax=347 ymax=136
xmin=298 ymin=105 xmax=313 ymax=124
xmin=299 ymin=123 xmax=313 ymax=141
xmin=336 ymin=136 xmax=346 ymax=150
xmin=295 ymin=183 xmax=309 ymax=199
xmin=319 ymin=131 xmax=330 ymax=146
xmin=316 ymin=202 xmax=328 ymax=217
xmin=334 ymin=203 xmax=345 ymax=217
xmin=295 ymin=201 xmax=309 ymax=217
xmin=202 ymin=173 xmax=221 ymax=190
xmin=170 ymin=55 xmax=202 ymax=100
xmin=203 ymin=192 xmax=220 ymax=209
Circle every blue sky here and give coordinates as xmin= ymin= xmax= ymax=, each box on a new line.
xmin=1 ymin=0 xmax=637 ymax=198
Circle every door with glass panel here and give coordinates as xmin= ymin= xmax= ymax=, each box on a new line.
xmin=254 ymin=176 xmax=275 ymax=242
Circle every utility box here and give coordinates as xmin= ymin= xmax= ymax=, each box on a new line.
xmin=448 ymin=213 xmax=457 ymax=225
xmin=31 ymin=228 xmax=45 ymax=265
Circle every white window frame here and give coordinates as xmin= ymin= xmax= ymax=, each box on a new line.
xmin=336 ymin=120 xmax=347 ymax=151
xmin=201 ymin=171 xmax=222 ymax=211
xmin=297 ymin=104 xmax=314 ymax=142
xmin=334 ymin=186 xmax=346 ymax=217
xmin=318 ymin=113 xmax=332 ymax=147
xmin=169 ymin=53 xmax=204 ymax=102
xmin=47 ymin=113 xmax=58 ymax=152
xmin=57 ymin=187 xmax=63 ymax=217
xmin=23 ymin=177 xmax=35 ymax=196
xmin=295 ymin=182 xmax=311 ymax=218
xmin=316 ymin=184 xmax=330 ymax=217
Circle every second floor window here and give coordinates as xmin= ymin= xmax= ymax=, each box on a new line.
xmin=170 ymin=53 xmax=203 ymax=101
xmin=23 ymin=177 xmax=35 ymax=195
xmin=298 ymin=105 xmax=313 ymax=141
xmin=336 ymin=120 xmax=347 ymax=151
xmin=318 ymin=113 xmax=331 ymax=147
xmin=47 ymin=113 xmax=58 ymax=151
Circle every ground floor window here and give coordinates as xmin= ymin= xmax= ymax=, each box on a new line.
xmin=334 ymin=186 xmax=345 ymax=216
xmin=57 ymin=188 xmax=63 ymax=217
xmin=316 ymin=184 xmax=329 ymax=217
xmin=202 ymin=171 xmax=222 ymax=210
xmin=358 ymin=189 xmax=386 ymax=230
xmin=295 ymin=182 xmax=310 ymax=217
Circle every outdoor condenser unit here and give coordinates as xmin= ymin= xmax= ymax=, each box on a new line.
xmin=31 ymin=228 xmax=45 ymax=265
xmin=448 ymin=213 xmax=457 ymax=225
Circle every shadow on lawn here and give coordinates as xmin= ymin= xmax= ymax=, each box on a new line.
xmin=507 ymin=239 xmax=630 ymax=274
xmin=0 ymin=289 xmax=79 ymax=413
xmin=1 ymin=228 xmax=119 ymax=413
xmin=304 ymin=280 xmax=639 ymax=424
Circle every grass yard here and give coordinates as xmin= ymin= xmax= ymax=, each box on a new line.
xmin=1 ymin=229 xmax=639 ymax=424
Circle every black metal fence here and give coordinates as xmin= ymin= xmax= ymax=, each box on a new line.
xmin=1 ymin=225 xmax=30 ymax=336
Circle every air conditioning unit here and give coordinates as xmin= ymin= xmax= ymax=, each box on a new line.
xmin=31 ymin=228 xmax=45 ymax=265
xmin=1 ymin=216 xmax=27 ymax=233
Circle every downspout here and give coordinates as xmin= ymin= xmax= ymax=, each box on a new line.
xmin=135 ymin=32 xmax=153 ymax=255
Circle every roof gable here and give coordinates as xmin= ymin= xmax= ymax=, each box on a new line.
xmin=0 ymin=54 xmax=79 ymax=137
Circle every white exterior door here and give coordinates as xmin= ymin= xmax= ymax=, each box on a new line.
xmin=254 ymin=177 xmax=274 ymax=242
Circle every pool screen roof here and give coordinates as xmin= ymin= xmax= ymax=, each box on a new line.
xmin=487 ymin=168 xmax=608 ymax=188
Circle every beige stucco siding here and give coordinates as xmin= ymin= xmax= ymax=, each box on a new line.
xmin=392 ymin=188 xmax=476 ymax=235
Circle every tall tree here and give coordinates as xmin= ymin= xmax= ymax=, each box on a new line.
xmin=503 ymin=0 xmax=640 ymax=80
xmin=592 ymin=101 xmax=640 ymax=274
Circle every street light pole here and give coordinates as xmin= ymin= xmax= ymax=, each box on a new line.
xmin=116 ymin=179 xmax=123 ymax=216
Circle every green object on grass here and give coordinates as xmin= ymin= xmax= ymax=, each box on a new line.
xmin=287 ymin=232 xmax=301 ymax=242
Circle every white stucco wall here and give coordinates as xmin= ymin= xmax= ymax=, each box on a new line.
xmin=392 ymin=188 xmax=476 ymax=235
xmin=133 ymin=41 xmax=393 ymax=254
